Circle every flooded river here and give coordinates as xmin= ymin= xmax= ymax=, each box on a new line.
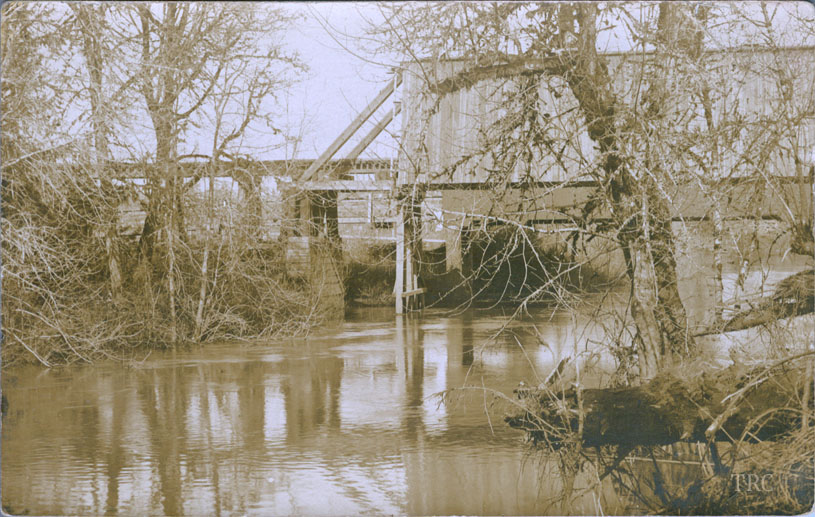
xmin=4 ymin=266 xmax=809 ymax=516
xmin=3 ymin=304 xmax=653 ymax=516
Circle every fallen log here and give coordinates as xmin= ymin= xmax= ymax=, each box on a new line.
xmin=506 ymin=354 xmax=814 ymax=448
xmin=696 ymin=268 xmax=814 ymax=336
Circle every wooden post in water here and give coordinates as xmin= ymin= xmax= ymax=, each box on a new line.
xmin=395 ymin=68 xmax=410 ymax=314
xmin=395 ymin=185 xmax=426 ymax=313
xmin=406 ymin=196 xmax=425 ymax=311
xmin=395 ymin=206 xmax=405 ymax=314
xmin=395 ymin=190 xmax=420 ymax=313
xmin=405 ymin=220 xmax=414 ymax=310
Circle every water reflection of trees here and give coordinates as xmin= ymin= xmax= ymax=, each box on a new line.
xmin=2 ymin=368 xmax=143 ymax=515
xmin=3 ymin=311 xmax=643 ymax=515
xmin=136 ymin=365 xmax=188 ymax=516
xmin=398 ymin=316 xmax=425 ymax=441
xmin=104 ymin=384 xmax=127 ymax=515
xmin=282 ymin=348 xmax=343 ymax=442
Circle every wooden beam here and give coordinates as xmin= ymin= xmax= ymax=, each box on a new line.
xmin=401 ymin=287 xmax=427 ymax=298
xmin=301 ymin=74 xmax=402 ymax=182
xmin=395 ymin=211 xmax=405 ymax=314
xmin=303 ymin=180 xmax=392 ymax=192
xmin=345 ymin=102 xmax=401 ymax=163
xmin=325 ymin=103 xmax=402 ymax=180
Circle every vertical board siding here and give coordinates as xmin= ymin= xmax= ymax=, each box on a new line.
xmin=399 ymin=49 xmax=815 ymax=186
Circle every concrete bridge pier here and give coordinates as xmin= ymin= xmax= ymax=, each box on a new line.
xmin=283 ymin=189 xmax=345 ymax=314
xmin=674 ymin=221 xmax=721 ymax=335
xmin=441 ymin=208 xmax=475 ymax=304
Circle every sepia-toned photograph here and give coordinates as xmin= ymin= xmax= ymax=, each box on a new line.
xmin=1 ymin=2 xmax=814 ymax=515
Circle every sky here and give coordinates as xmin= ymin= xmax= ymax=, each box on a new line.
xmin=39 ymin=2 xmax=813 ymax=164
xmin=270 ymin=1 xmax=814 ymax=162
xmin=275 ymin=3 xmax=398 ymax=161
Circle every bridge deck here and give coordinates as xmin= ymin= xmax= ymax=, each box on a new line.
xmin=305 ymin=177 xmax=813 ymax=222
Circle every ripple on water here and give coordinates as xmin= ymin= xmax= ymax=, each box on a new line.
xmin=3 ymin=299 xmax=645 ymax=515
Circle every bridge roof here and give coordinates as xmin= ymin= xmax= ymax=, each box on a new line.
xmin=402 ymin=44 xmax=815 ymax=66
xmin=95 ymin=158 xmax=392 ymax=180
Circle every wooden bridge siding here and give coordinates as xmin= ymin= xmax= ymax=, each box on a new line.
xmin=437 ymin=180 xmax=812 ymax=223
xmin=400 ymin=62 xmax=495 ymax=184
xmin=399 ymin=50 xmax=815 ymax=187
xmin=437 ymin=180 xmax=811 ymax=325
xmin=399 ymin=59 xmax=599 ymax=184
xmin=398 ymin=64 xmax=423 ymax=184
xmin=335 ymin=191 xmax=396 ymax=241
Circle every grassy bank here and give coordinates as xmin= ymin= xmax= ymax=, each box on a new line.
xmin=1 ymin=167 xmax=342 ymax=368
xmin=1 ymin=231 xmax=337 ymax=367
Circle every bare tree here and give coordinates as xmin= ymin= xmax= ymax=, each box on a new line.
xmin=365 ymin=3 xmax=814 ymax=512
xmin=370 ymin=1 xmax=814 ymax=379
xmin=1 ymin=2 xmax=312 ymax=364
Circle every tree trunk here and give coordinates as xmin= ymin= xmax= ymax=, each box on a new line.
xmin=75 ymin=4 xmax=123 ymax=300
xmin=194 ymin=163 xmax=214 ymax=340
xmin=167 ymin=196 xmax=178 ymax=345
xmin=561 ymin=4 xmax=695 ymax=377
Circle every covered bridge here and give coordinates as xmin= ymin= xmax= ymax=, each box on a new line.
xmin=300 ymin=45 xmax=815 ymax=318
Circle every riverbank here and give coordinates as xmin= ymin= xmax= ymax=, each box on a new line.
xmin=1 ymin=238 xmax=338 ymax=368
xmin=504 ymin=310 xmax=815 ymax=515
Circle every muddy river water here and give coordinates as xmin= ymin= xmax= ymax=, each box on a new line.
xmin=2 ymin=302 xmax=651 ymax=515
xmin=3 ymin=268 xmax=807 ymax=517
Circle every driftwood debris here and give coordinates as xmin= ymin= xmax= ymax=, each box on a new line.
xmin=699 ymin=268 xmax=814 ymax=336
xmin=506 ymin=354 xmax=813 ymax=448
